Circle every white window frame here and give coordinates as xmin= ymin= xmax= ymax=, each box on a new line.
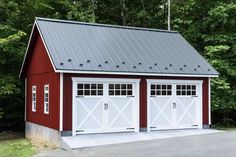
xmin=32 ymin=86 xmax=36 ymax=112
xmin=44 ymin=85 xmax=49 ymax=114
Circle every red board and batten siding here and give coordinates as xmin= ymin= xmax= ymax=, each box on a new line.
xmin=63 ymin=74 xmax=209 ymax=131
xmin=25 ymin=33 xmax=60 ymax=130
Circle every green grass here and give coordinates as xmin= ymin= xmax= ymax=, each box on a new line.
xmin=0 ymin=138 xmax=37 ymax=157
xmin=211 ymin=124 xmax=236 ymax=131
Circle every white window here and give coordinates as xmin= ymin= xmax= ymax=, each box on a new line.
xmin=151 ymin=84 xmax=172 ymax=96
xmin=32 ymin=86 xmax=36 ymax=112
xmin=176 ymin=85 xmax=196 ymax=96
xmin=109 ymin=84 xmax=133 ymax=96
xmin=77 ymin=83 xmax=103 ymax=96
xmin=44 ymin=85 xmax=49 ymax=114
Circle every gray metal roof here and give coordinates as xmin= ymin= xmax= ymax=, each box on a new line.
xmin=35 ymin=17 xmax=218 ymax=76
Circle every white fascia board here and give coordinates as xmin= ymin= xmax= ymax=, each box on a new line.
xmin=58 ymin=70 xmax=218 ymax=78
xmin=72 ymin=77 xmax=140 ymax=83
xmin=146 ymin=79 xmax=203 ymax=84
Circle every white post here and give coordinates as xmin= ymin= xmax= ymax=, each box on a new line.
xmin=167 ymin=0 xmax=171 ymax=31
xmin=208 ymin=78 xmax=211 ymax=126
xmin=59 ymin=73 xmax=64 ymax=131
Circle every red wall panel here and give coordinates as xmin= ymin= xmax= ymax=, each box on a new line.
xmin=63 ymin=74 xmax=209 ymax=131
xmin=25 ymin=34 xmax=60 ymax=130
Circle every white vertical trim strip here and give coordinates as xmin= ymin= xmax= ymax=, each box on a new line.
xmin=208 ymin=78 xmax=211 ymax=126
xmin=59 ymin=73 xmax=63 ymax=131
xmin=147 ymin=80 xmax=150 ymax=132
xmin=25 ymin=78 xmax=27 ymax=121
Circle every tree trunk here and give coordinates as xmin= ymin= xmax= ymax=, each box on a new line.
xmin=141 ymin=0 xmax=148 ymax=27
xmin=121 ymin=0 xmax=126 ymax=25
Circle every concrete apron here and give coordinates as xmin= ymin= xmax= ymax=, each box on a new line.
xmin=61 ymin=129 xmax=223 ymax=149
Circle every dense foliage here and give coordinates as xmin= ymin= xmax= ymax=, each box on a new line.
xmin=0 ymin=0 xmax=235 ymax=131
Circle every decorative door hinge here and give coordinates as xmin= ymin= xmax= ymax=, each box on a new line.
xmin=126 ymin=127 xmax=135 ymax=130
xmin=76 ymin=130 xmax=84 ymax=132
xmin=150 ymin=126 xmax=156 ymax=129
xmin=191 ymin=124 xmax=198 ymax=127
xmin=76 ymin=96 xmax=84 ymax=98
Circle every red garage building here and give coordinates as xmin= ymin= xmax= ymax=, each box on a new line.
xmin=19 ymin=17 xmax=218 ymax=146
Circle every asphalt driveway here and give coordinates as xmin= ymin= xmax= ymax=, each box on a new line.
xmin=36 ymin=131 xmax=236 ymax=157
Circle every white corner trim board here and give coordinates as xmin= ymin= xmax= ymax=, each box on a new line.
xmin=208 ymin=78 xmax=211 ymax=125
xmin=59 ymin=73 xmax=63 ymax=131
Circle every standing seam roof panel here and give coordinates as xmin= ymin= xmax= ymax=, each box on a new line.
xmin=35 ymin=18 xmax=219 ymax=76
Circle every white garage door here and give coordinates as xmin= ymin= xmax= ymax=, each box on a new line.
xmin=147 ymin=80 xmax=203 ymax=131
xmin=72 ymin=78 xmax=140 ymax=135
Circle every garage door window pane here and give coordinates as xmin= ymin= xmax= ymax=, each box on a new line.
xmin=109 ymin=84 xmax=114 ymax=89
xmin=91 ymin=84 xmax=97 ymax=89
xmin=98 ymin=90 xmax=103 ymax=95
xmin=77 ymin=83 xmax=103 ymax=96
xmin=151 ymin=85 xmax=155 ymax=90
xmin=98 ymin=84 xmax=103 ymax=89
xmin=115 ymin=90 xmax=121 ymax=95
xmin=127 ymin=84 xmax=132 ymax=89
xmin=85 ymin=84 xmax=90 ymax=89
xmin=85 ymin=90 xmax=90 ymax=95
xmin=109 ymin=84 xmax=133 ymax=96
xmin=109 ymin=90 xmax=114 ymax=95
xmin=91 ymin=90 xmax=97 ymax=95
xmin=127 ymin=90 xmax=132 ymax=95
xmin=78 ymin=90 xmax=83 ymax=95
xmin=162 ymin=91 xmax=166 ymax=95
xmin=150 ymin=84 xmax=172 ymax=96
xmin=115 ymin=84 xmax=120 ymax=89
xmin=151 ymin=90 xmax=155 ymax=95
xmin=78 ymin=84 xmax=83 ymax=89
xmin=121 ymin=90 xmax=126 ymax=95
xmin=176 ymin=85 xmax=196 ymax=96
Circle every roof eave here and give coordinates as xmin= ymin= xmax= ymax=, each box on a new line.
xmin=55 ymin=69 xmax=219 ymax=78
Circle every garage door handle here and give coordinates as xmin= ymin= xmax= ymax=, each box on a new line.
xmin=173 ymin=102 xmax=176 ymax=109
xmin=104 ymin=103 xmax=108 ymax=110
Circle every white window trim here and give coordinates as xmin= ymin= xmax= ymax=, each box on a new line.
xmin=32 ymin=85 xmax=36 ymax=112
xmin=44 ymin=85 xmax=49 ymax=114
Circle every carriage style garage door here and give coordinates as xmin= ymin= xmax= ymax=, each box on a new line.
xmin=72 ymin=78 xmax=140 ymax=135
xmin=147 ymin=80 xmax=203 ymax=132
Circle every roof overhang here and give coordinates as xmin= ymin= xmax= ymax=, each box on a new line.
xmin=55 ymin=69 xmax=219 ymax=78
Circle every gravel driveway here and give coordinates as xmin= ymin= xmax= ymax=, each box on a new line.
xmin=36 ymin=131 xmax=236 ymax=157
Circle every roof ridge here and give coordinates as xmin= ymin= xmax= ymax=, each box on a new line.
xmin=35 ymin=17 xmax=178 ymax=34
